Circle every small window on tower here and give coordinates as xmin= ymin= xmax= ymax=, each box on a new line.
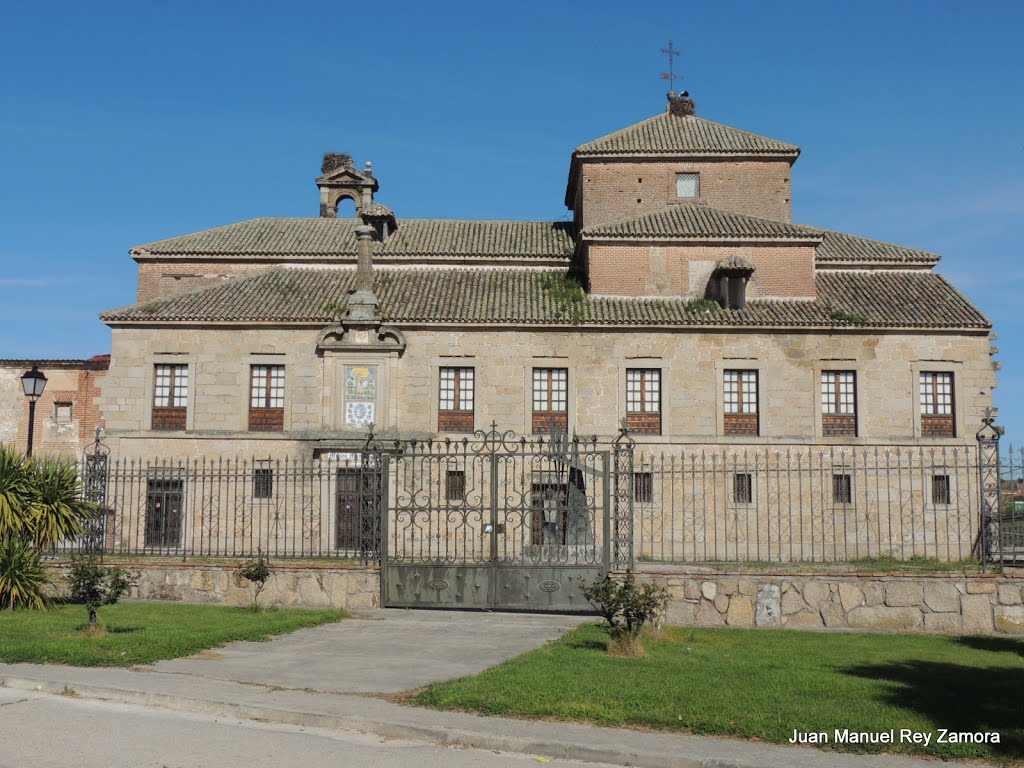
xmin=676 ymin=173 xmax=699 ymax=198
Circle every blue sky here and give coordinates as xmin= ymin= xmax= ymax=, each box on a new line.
xmin=1 ymin=1 xmax=1021 ymax=437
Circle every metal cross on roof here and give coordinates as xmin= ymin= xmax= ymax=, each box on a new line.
xmin=660 ymin=40 xmax=682 ymax=91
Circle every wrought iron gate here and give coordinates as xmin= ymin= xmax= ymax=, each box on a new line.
xmin=377 ymin=424 xmax=634 ymax=611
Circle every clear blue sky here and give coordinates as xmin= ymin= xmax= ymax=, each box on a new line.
xmin=1 ymin=1 xmax=1021 ymax=438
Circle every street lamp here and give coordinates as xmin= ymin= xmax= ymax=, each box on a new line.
xmin=21 ymin=366 xmax=47 ymax=457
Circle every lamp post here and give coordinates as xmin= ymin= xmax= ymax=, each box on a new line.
xmin=21 ymin=366 xmax=47 ymax=457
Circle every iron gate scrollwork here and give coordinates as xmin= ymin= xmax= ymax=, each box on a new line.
xmin=378 ymin=423 xmax=625 ymax=611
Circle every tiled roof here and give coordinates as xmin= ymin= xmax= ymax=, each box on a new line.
xmin=102 ymin=267 xmax=989 ymax=330
xmin=811 ymin=228 xmax=940 ymax=266
xmin=132 ymin=218 xmax=575 ymax=260
xmin=574 ymin=113 xmax=799 ymax=157
xmin=581 ymin=205 xmax=820 ymax=241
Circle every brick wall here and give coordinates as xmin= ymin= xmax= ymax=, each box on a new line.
xmin=586 ymin=243 xmax=816 ymax=298
xmin=575 ymin=158 xmax=793 ymax=229
xmin=137 ymin=261 xmax=278 ymax=303
xmin=0 ymin=360 xmax=107 ymax=459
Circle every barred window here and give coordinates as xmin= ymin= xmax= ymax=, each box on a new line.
xmin=832 ymin=473 xmax=853 ymax=504
xmin=626 ymin=369 xmax=660 ymax=413
xmin=932 ymin=474 xmax=952 ymax=505
xmin=733 ymin=473 xmax=753 ymax=504
xmin=251 ymin=365 xmax=285 ymax=409
xmin=154 ymin=364 xmax=188 ymax=408
xmin=821 ymin=371 xmax=856 ymax=415
xmin=439 ymin=368 xmax=474 ymax=411
xmin=633 ymin=472 xmax=653 ymax=503
xmin=676 ymin=172 xmax=699 ymax=198
xmin=533 ymin=369 xmax=568 ymax=412
xmin=445 ymin=470 xmax=466 ymax=502
xmin=920 ymin=372 xmax=953 ymax=415
xmin=724 ymin=370 xmax=757 ymax=414
xmin=253 ymin=467 xmax=274 ymax=499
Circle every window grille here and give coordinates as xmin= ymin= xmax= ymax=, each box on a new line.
xmin=633 ymin=472 xmax=654 ymax=503
xmin=733 ymin=473 xmax=753 ymax=504
xmin=445 ymin=470 xmax=466 ymax=502
xmin=932 ymin=474 xmax=952 ymax=505
xmin=253 ymin=467 xmax=274 ymax=499
xmin=832 ymin=473 xmax=853 ymax=504
xmin=676 ymin=172 xmax=699 ymax=198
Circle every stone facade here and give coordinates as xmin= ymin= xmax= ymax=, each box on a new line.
xmin=99 ymin=325 xmax=993 ymax=458
xmin=638 ymin=568 xmax=1024 ymax=635
xmin=0 ymin=357 xmax=108 ymax=459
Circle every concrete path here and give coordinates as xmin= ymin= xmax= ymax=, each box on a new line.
xmin=152 ymin=608 xmax=590 ymax=693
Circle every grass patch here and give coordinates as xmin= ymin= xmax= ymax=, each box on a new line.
xmin=0 ymin=602 xmax=343 ymax=667
xmin=415 ymin=624 xmax=1024 ymax=763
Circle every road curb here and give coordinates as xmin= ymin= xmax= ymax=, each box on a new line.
xmin=0 ymin=673 xmax=746 ymax=768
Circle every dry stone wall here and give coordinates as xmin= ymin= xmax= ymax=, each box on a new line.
xmin=51 ymin=563 xmax=380 ymax=611
xmin=638 ymin=568 xmax=1024 ymax=635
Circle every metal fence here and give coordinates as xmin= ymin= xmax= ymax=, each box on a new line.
xmin=632 ymin=445 xmax=982 ymax=564
xmin=62 ymin=424 xmax=1019 ymax=568
xmin=997 ymin=443 xmax=1024 ymax=565
xmin=64 ymin=455 xmax=380 ymax=562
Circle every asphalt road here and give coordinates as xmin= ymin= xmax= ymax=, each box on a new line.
xmin=0 ymin=689 xmax=610 ymax=768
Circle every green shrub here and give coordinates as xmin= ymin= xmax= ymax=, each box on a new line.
xmin=235 ymin=549 xmax=272 ymax=609
xmin=67 ymin=555 xmax=137 ymax=630
xmin=580 ymin=569 xmax=669 ymax=655
xmin=0 ymin=535 xmax=51 ymax=610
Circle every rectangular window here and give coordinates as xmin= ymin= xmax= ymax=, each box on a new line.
xmin=253 ymin=467 xmax=274 ymax=500
xmin=932 ymin=474 xmax=952 ymax=506
xmin=832 ymin=473 xmax=853 ymax=504
xmin=723 ymin=370 xmax=758 ymax=436
xmin=249 ymin=365 xmax=285 ymax=431
xmin=821 ymin=371 xmax=857 ymax=437
xmin=445 ymin=470 xmax=466 ymax=502
xmin=144 ymin=476 xmax=184 ymax=548
xmin=626 ymin=369 xmax=661 ymax=435
xmin=633 ymin=472 xmax=653 ymax=504
xmin=438 ymin=367 xmax=474 ymax=433
xmin=733 ymin=473 xmax=753 ymax=504
xmin=676 ymin=172 xmax=699 ymax=198
xmin=54 ymin=402 xmax=73 ymax=424
xmin=152 ymin=364 xmax=188 ymax=430
xmin=920 ymin=372 xmax=955 ymax=437
xmin=532 ymin=368 xmax=568 ymax=434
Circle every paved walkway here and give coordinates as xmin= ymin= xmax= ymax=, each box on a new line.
xmin=0 ymin=608 xmax=939 ymax=768
xmin=152 ymin=608 xmax=589 ymax=693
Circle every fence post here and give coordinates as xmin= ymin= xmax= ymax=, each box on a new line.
xmin=976 ymin=408 xmax=1003 ymax=569
xmin=81 ymin=427 xmax=110 ymax=558
xmin=360 ymin=424 xmax=385 ymax=565
xmin=612 ymin=419 xmax=635 ymax=571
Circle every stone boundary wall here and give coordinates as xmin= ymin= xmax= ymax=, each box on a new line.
xmin=636 ymin=568 xmax=1024 ymax=635
xmin=49 ymin=562 xmax=381 ymax=611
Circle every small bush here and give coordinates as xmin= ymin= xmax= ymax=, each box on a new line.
xmin=68 ymin=555 xmax=138 ymax=630
xmin=0 ymin=535 xmax=51 ymax=610
xmin=580 ymin=569 xmax=669 ymax=656
xmin=235 ymin=549 xmax=272 ymax=609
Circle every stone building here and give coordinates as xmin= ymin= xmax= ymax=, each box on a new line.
xmin=0 ymin=356 xmax=109 ymax=458
xmin=98 ymin=92 xmax=996 ymax=460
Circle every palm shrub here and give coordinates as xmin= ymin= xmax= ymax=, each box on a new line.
xmin=0 ymin=445 xmax=97 ymax=610
xmin=0 ymin=535 xmax=50 ymax=610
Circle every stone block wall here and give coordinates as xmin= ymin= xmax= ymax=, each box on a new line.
xmin=637 ymin=568 xmax=1024 ymax=635
xmin=51 ymin=562 xmax=381 ymax=611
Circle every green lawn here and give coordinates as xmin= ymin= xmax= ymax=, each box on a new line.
xmin=415 ymin=624 xmax=1024 ymax=763
xmin=0 ymin=602 xmax=344 ymax=666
